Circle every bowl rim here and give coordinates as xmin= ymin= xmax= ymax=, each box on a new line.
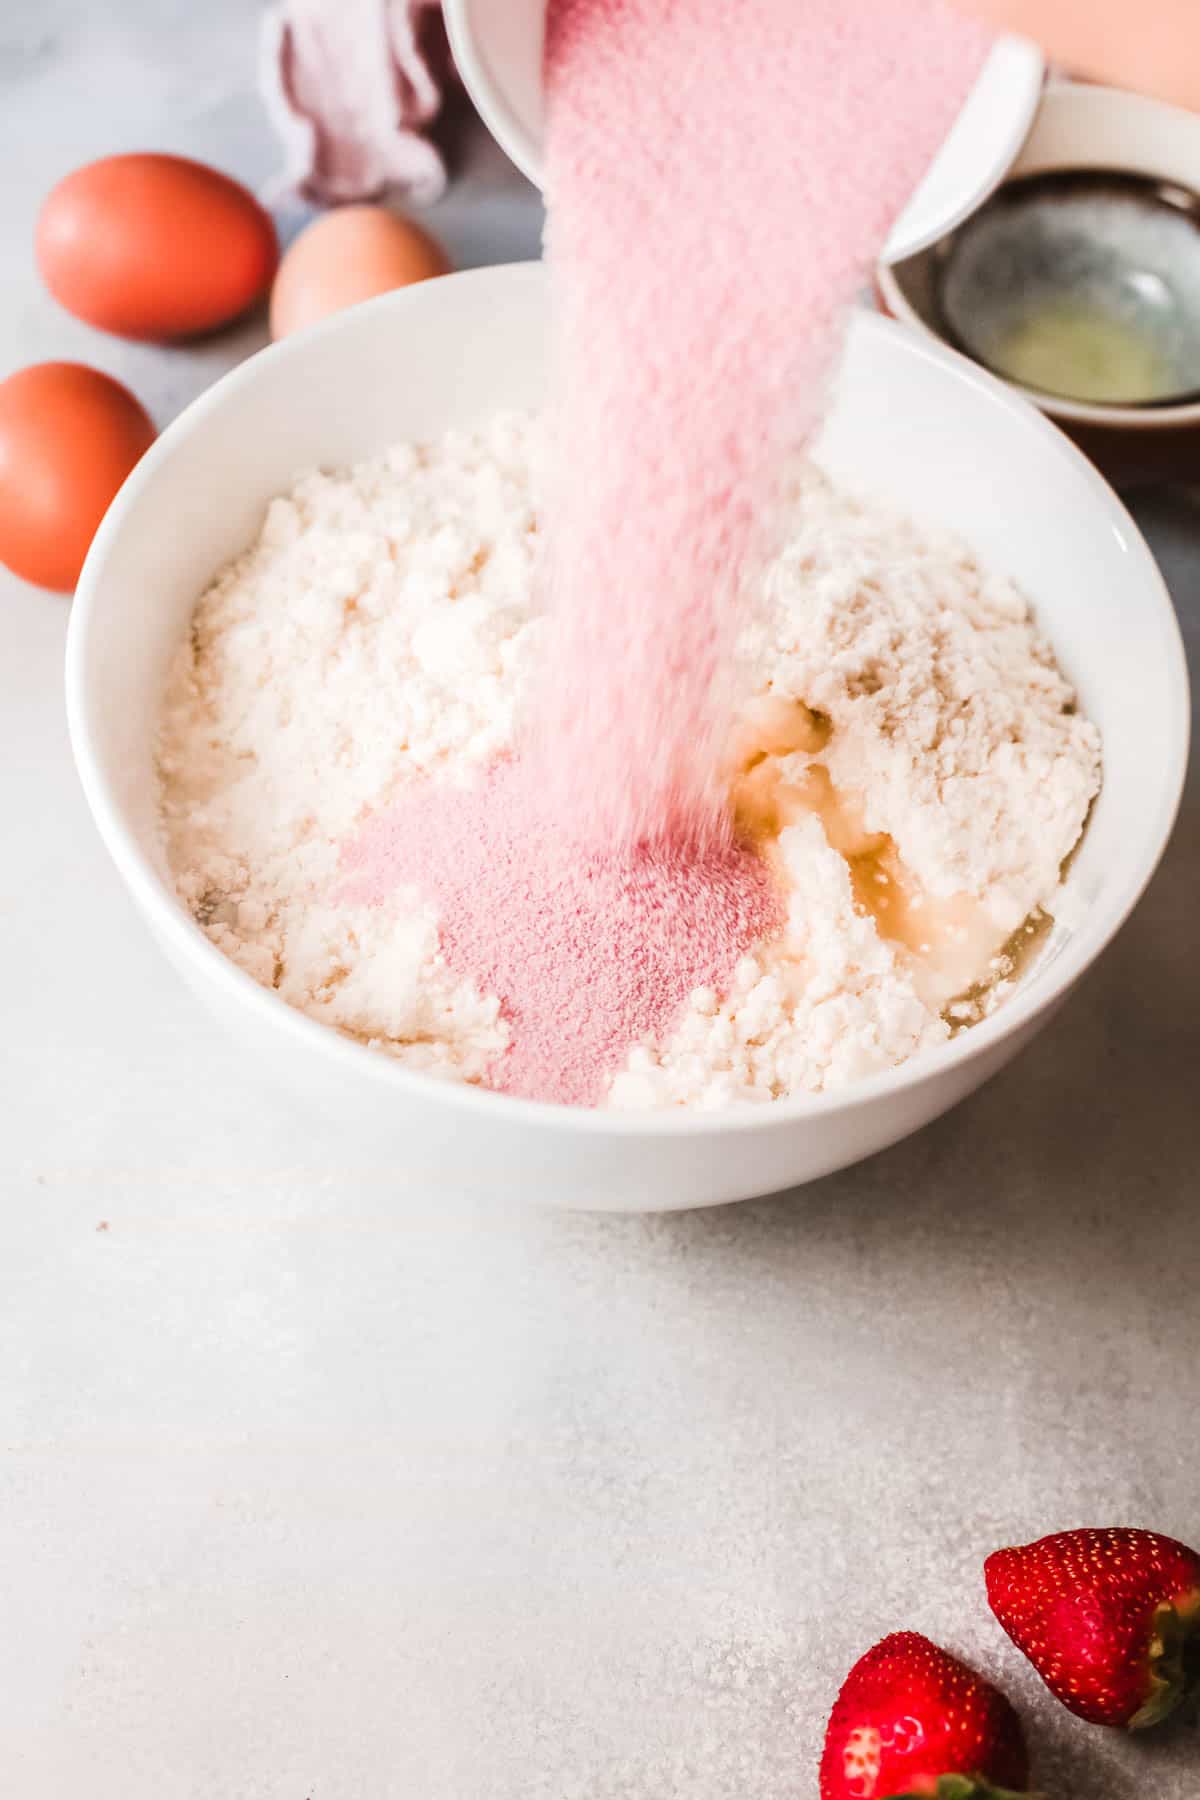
xmin=442 ymin=0 xmax=543 ymax=192
xmin=66 ymin=265 xmax=1191 ymax=1139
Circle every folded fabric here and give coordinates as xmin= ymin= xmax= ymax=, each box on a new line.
xmin=261 ymin=0 xmax=450 ymax=206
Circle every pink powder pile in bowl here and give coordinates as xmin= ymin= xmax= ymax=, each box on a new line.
xmin=67 ymin=267 xmax=1187 ymax=1211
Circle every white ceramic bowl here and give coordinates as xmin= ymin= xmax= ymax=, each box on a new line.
xmin=442 ymin=0 xmax=1044 ymax=264
xmin=67 ymin=264 xmax=1188 ymax=1212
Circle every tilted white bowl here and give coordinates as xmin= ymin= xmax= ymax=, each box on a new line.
xmin=442 ymin=0 xmax=1044 ymax=265
xmin=67 ymin=264 xmax=1188 ymax=1211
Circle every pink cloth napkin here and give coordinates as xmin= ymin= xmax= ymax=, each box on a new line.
xmin=260 ymin=0 xmax=451 ymax=205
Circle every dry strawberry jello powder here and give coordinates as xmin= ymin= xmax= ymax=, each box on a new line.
xmin=337 ymin=0 xmax=992 ymax=1104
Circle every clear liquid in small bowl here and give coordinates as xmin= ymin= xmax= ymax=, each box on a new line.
xmin=936 ymin=171 xmax=1200 ymax=407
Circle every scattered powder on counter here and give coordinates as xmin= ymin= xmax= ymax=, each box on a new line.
xmin=535 ymin=0 xmax=993 ymax=851
xmin=157 ymin=419 xmax=1102 ymax=1109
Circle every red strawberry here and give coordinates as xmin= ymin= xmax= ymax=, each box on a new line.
xmin=986 ymin=1526 xmax=1200 ymax=1729
xmin=820 ymin=1632 xmax=1033 ymax=1799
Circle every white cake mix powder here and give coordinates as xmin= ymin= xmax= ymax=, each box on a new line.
xmin=157 ymin=414 xmax=1101 ymax=1109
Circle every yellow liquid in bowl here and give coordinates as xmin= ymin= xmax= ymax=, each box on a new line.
xmin=994 ymin=302 xmax=1175 ymax=404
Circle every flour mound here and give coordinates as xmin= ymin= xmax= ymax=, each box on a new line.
xmin=610 ymin=816 xmax=949 ymax=1110
xmin=759 ymin=476 xmax=1102 ymax=930
xmin=158 ymin=417 xmax=1101 ymax=1110
xmin=157 ymin=417 xmax=541 ymax=1077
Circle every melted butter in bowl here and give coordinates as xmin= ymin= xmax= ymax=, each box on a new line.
xmin=935 ymin=171 xmax=1200 ymax=407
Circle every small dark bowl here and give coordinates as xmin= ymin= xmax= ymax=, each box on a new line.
xmin=875 ymin=83 xmax=1200 ymax=489
xmin=935 ymin=169 xmax=1200 ymax=409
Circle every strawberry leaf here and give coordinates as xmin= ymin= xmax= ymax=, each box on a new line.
xmin=1129 ymin=1593 xmax=1200 ymax=1730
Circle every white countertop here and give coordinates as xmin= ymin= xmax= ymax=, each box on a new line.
xmin=2 ymin=5 xmax=1198 ymax=1794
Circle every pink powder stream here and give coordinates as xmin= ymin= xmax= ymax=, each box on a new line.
xmin=340 ymin=0 xmax=993 ymax=1106
xmin=538 ymin=0 xmax=992 ymax=852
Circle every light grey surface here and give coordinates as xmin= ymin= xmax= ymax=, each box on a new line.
xmin=1 ymin=6 xmax=1198 ymax=1796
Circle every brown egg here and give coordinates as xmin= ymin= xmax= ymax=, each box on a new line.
xmin=270 ymin=205 xmax=450 ymax=340
xmin=0 ymin=363 xmax=156 ymax=592
xmin=37 ymin=153 xmax=278 ymax=341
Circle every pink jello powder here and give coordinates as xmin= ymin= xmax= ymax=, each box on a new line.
xmin=340 ymin=0 xmax=992 ymax=1107
xmin=537 ymin=0 xmax=992 ymax=852
xmin=340 ymin=761 xmax=781 ymax=1106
